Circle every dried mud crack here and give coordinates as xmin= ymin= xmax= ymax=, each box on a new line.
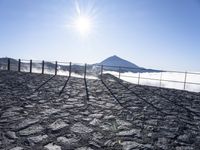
xmin=0 ymin=70 xmax=200 ymax=150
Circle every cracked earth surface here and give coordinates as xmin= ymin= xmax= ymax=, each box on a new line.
xmin=0 ymin=70 xmax=200 ymax=150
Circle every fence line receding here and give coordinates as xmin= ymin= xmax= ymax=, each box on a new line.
xmin=0 ymin=58 xmax=200 ymax=92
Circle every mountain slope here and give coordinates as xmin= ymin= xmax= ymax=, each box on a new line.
xmin=0 ymin=57 xmax=18 ymax=64
xmin=97 ymin=55 xmax=160 ymax=73
xmin=98 ymin=55 xmax=139 ymax=68
xmin=97 ymin=55 xmax=144 ymax=72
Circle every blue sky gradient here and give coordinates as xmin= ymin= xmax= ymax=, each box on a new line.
xmin=0 ymin=0 xmax=200 ymax=71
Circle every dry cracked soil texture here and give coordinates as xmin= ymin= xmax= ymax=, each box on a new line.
xmin=0 ymin=70 xmax=200 ymax=150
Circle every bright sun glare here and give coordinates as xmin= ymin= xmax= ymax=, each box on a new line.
xmin=74 ymin=15 xmax=91 ymax=35
xmin=69 ymin=0 xmax=97 ymax=37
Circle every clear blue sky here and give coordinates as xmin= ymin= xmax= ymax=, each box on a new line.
xmin=0 ymin=0 xmax=200 ymax=71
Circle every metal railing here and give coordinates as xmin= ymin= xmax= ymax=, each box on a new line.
xmin=97 ymin=65 xmax=200 ymax=92
xmin=0 ymin=58 xmax=200 ymax=92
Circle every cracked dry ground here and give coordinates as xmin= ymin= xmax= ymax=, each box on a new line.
xmin=0 ymin=71 xmax=200 ymax=150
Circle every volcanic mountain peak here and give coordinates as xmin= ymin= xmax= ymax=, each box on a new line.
xmin=99 ymin=55 xmax=139 ymax=68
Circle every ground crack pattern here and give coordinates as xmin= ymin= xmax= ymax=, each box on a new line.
xmin=0 ymin=71 xmax=200 ymax=150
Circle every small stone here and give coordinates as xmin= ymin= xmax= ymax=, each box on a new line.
xmin=82 ymin=118 xmax=92 ymax=121
xmin=2 ymin=111 xmax=19 ymax=118
xmin=89 ymin=95 xmax=95 ymax=99
xmin=19 ymin=125 xmax=44 ymax=136
xmin=176 ymin=146 xmax=194 ymax=150
xmin=75 ymin=103 xmax=85 ymax=107
xmin=116 ymin=119 xmax=132 ymax=127
xmin=39 ymin=100 xmax=46 ymax=103
xmin=120 ymin=141 xmax=141 ymax=150
xmin=67 ymin=98 xmax=77 ymax=102
xmin=106 ymin=103 xmax=116 ymax=107
xmin=41 ymin=108 xmax=60 ymax=116
xmin=57 ymin=136 xmax=68 ymax=143
xmin=177 ymin=134 xmax=190 ymax=143
xmin=62 ymin=104 xmax=74 ymax=109
xmin=100 ymin=124 xmax=111 ymax=131
xmin=89 ymin=118 xmax=100 ymax=126
xmin=146 ymin=119 xmax=158 ymax=126
xmin=59 ymin=112 xmax=70 ymax=117
xmin=147 ymin=132 xmax=153 ymax=137
xmin=75 ymin=147 xmax=94 ymax=150
xmin=89 ymin=141 xmax=101 ymax=148
xmin=104 ymin=139 xmax=118 ymax=147
xmin=80 ymin=110 xmax=90 ymax=115
xmin=71 ymin=123 xmax=93 ymax=134
xmin=44 ymin=143 xmax=61 ymax=150
xmin=57 ymin=136 xmax=79 ymax=145
xmin=15 ymin=118 xmax=39 ymax=130
xmin=24 ymin=104 xmax=35 ymax=108
xmin=49 ymin=119 xmax=68 ymax=131
xmin=89 ymin=113 xmax=103 ymax=119
xmin=28 ymin=134 xmax=48 ymax=143
xmin=104 ymin=115 xmax=115 ymax=120
xmin=0 ymin=118 xmax=8 ymax=123
xmin=92 ymin=132 xmax=103 ymax=141
xmin=9 ymin=147 xmax=23 ymax=150
xmin=156 ymin=137 xmax=169 ymax=149
xmin=6 ymin=131 xmax=17 ymax=139
xmin=95 ymin=101 xmax=105 ymax=105
xmin=116 ymin=129 xmax=141 ymax=137
xmin=143 ymin=144 xmax=153 ymax=149
xmin=74 ymin=115 xmax=83 ymax=119
xmin=6 ymin=107 xmax=23 ymax=112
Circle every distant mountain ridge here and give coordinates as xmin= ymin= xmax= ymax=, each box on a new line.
xmin=0 ymin=57 xmax=18 ymax=64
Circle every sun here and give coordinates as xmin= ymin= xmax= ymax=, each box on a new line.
xmin=68 ymin=0 xmax=97 ymax=37
xmin=74 ymin=15 xmax=92 ymax=35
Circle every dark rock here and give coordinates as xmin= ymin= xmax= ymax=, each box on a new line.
xmin=49 ymin=119 xmax=68 ymax=131
xmin=6 ymin=131 xmax=18 ymax=139
xmin=28 ymin=134 xmax=48 ymax=143
xmin=71 ymin=123 xmax=93 ymax=134
xmin=44 ymin=143 xmax=61 ymax=150
xmin=9 ymin=147 xmax=24 ymax=150
xmin=120 ymin=141 xmax=141 ymax=150
xmin=19 ymin=125 xmax=44 ymax=136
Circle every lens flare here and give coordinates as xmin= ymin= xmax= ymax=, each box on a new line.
xmin=67 ymin=0 xmax=99 ymax=38
xmin=74 ymin=15 xmax=91 ymax=35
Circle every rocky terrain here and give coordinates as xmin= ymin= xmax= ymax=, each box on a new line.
xmin=0 ymin=70 xmax=200 ymax=150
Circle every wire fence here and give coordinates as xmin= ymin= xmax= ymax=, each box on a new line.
xmin=0 ymin=58 xmax=200 ymax=92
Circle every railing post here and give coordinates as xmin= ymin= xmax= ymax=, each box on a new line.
xmin=30 ymin=60 xmax=32 ymax=73
xmin=84 ymin=63 xmax=87 ymax=79
xmin=159 ymin=72 xmax=162 ymax=87
xmin=55 ymin=61 xmax=57 ymax=75
xmin=101 ymin=65 xmax=103 ymax=78
xmin=7 ymin=58 xmax=10 ymax=71
xmin=42 ymin=60 xmax=44 ymax=74
xmin=18 ymin=59 xmax=21 ymax=72
xmin=119 ymin=67 xmax=121 ymax=79
xmin=138 ymin=72 xmax=140 ymax=85
xmin=69 ymin=62 xmax=71 ymax=77
xmin=184 ymin=71 xmax=187 ymax=90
